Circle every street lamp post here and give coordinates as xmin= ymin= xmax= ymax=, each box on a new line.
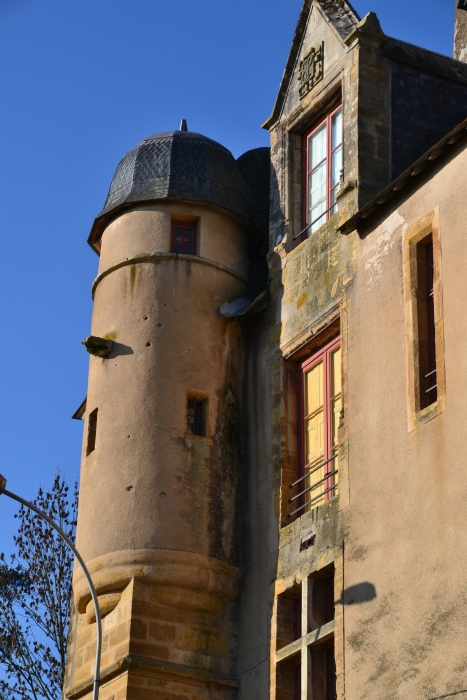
xmin=0 ymin=474 xmax=102 ymax=700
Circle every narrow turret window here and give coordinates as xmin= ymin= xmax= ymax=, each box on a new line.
xmin=171 ymin=220 xmax=197 ymax=256
xmin=403 ymin=209 xmax=445 ymax=430
xmin=86 ymin=408 xmax=98 ymax=456
xmin=187 ymin=396 xmax=207 ymax=437
xmin=416 ymin=238 xmax=437 ymax=409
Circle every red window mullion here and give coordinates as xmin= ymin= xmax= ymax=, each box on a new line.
xmin=303 ymin=105 xmax=342 ymax=240
xmin=326 ymin=113 xmax=332 ymax=229
xmin=324 ymin=340 xmax=334 ymax=498
xmin=171 ymin=220 xmax=197 ymax=256
xmin=298 ymin=335 xmax=340 ymax=508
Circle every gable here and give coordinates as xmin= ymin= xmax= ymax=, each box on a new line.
xmin=263 ymin=0 xmax=359 ymax=128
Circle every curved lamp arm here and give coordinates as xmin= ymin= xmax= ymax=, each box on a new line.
xmin=0 ymin=474 xmax=101 ymax=700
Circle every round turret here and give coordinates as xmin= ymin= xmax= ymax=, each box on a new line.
xmin=67 ymin=125 xmax=266 ymax=700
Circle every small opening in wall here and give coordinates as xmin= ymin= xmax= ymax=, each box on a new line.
xmin=300 ymin=533 xmax=316 ymax=551
xmin=276 ymin=582 xmax=301 ymax=652
xmin=415 ymin=235 xmax=437 ymax=410
xmin=325 ymin=645 xmax=337 ymax=700
xmin=187 ymin=396 xmax=208 ymax=437
xmin=171 ymin=219 xmax=198 ymax=256
xmin=309 ymin=564 xmax=335 ymax=632
xmin=276 ymin=656 xmax=301 ymax=700
xmin=86 ymin=408 xmax=98 ymax=456
xmin=310 ymin=644 xmax=336 ymax=700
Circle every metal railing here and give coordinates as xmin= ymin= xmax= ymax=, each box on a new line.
xmin=424 ymin=368 xmax=437 ymax=395
xmin=288 ymin=454 xmax=338 ymax=518
xmin=292 ymin=204 xmax=336 ymax=241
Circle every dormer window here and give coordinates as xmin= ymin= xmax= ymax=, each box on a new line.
xmin=304 ymin=106 xmax=342 ymax=236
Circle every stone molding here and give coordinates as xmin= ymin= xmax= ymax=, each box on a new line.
xmin=73 ymin=548 xmax=239 ymax=615
xmin=91 ymin=252 xmax=249 ymax=299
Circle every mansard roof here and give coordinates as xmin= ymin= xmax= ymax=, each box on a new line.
xmin=262 ymin=0 xmax=360 ymax=129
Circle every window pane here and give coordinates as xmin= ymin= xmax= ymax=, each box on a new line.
xmin=184 ymin=229 xmax=195 ymax=243
xmin=173 ymin=241 xmax=183 ymax=254
xmin=331 ymin=397 xmax=341 ymax=452
xmin=332 ymin=109 xmax=342 ymax=149
xmin=305 ymin=409 xmax=324 ymax=467
xmin=184 ymin=242 xmax=195 ymax=255
xmin=330 ymin=348 xmax=341 ymax=397
xmin=174 ymin=227 xmax=183 ymax=241
xmin=309 ymin=124 xmax=327 ymax=170
xmin=330 ymin=347 xmax=342 ymax=451
xmin=331 ymin=145 xmax=342 ymax=189
xmin=306 ymin=414 xmax=325 ymax=507
xmin=305 ymin=361 xmax=323 ymax=415
xmin=309 ymin=161 xmax=327 ymax=231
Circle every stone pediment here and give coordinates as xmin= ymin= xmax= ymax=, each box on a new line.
xmin=263 ymin=0 xmax=360 ymax=128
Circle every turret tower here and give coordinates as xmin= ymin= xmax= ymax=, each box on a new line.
xmin=64 ymin=124 xmax=270 ymax=700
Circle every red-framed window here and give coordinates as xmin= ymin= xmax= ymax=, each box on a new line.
xmin=304 ymin=106 xmax=342 ymax=237
xmin=298 ymin=336 xmax=341 ymax=511
xmin=171 ymin=220 xmax=197 ymax=255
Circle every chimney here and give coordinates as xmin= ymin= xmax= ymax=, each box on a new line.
xmin=454 ymin=0 xmax=467 ymax=62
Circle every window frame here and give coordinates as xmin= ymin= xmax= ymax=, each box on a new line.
xmin=171 ymin=219 xmax=197 ymax=256
xmin=403 ymin=208 xmax=445 ymax=431
xmin=303 ymin=105 xmax=343 ymax=239
xmin=298 ymin=335 xmax=341 ymax=510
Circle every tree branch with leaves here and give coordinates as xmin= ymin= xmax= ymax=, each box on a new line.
xmin=0 ymin=476 xmax=78 ymax=700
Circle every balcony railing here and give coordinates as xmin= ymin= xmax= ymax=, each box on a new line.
xmin=288 ymin=454 xmax=338 ymax=518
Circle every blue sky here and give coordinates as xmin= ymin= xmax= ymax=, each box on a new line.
xmin=0 ymin=0 xmax=456 ymax=551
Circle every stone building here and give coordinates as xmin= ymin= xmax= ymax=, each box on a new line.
xmin=64 ymin=2 xmax=467 ymax=699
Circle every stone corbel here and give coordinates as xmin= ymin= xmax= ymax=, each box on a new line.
xmin=82 ymin=335 xmax=113 ymax=358
xmin=336 ymin=179 xmax=358 ymax=201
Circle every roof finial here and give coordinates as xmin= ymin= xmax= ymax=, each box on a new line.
xmin=180 ymin=119 xmax=188 ymax=132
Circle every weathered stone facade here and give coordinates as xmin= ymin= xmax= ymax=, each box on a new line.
xmin=65 ymin=2 xmax=467 ymax=700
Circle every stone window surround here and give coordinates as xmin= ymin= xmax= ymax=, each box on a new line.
xmin=403 ymin=207 xmax=446 ymax=432
xmin=302 ymin=104 xmax=343 ymax=240
xmin=281 ymin=83 xmax=343 ymax=251
xmin=272 ymin=560 xmax=345 ymax=700
xmin=170 ymin=217 xmax=199 ymax=256
xmin=279 ymin=306 xmax=350 ymax=525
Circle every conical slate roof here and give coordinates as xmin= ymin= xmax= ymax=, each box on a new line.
xmin=88 ymin=129 xmax=258 ymax=250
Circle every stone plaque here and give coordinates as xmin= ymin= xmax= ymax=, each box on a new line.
xmin=299 ymin=43 xmax=324 ymax=99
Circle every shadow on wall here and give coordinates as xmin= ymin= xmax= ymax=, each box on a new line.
xmin=337 ymin=582 xmax=377 ymax=605
xmin=109 ymin=342 xmax=134 ymax=358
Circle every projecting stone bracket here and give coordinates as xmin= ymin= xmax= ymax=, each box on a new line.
xmin=336 ymin=180 xmax=358 ymax=201
xmin=82 ymin=335 xmax=113 ymax=358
